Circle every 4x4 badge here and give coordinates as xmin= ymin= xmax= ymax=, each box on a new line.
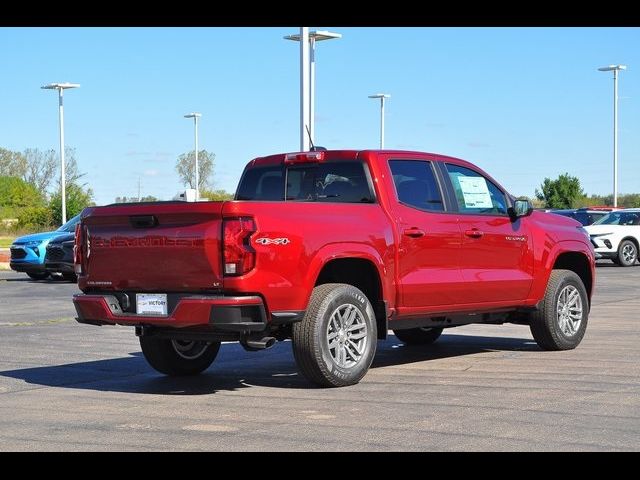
xmin=255 ymin=237 xmax=290 ymax=245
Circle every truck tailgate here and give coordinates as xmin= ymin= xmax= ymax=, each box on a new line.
xmin=80 ymin=202 xmax=225 ymax=292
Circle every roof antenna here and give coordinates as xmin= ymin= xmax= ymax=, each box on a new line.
xmin=306 ymin=125 xmax=326 ymax=152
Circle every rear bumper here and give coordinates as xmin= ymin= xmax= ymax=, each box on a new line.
xmin=73 ymin=294 xmax=268 ymax=332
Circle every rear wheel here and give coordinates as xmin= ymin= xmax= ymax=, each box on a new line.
xmin=393 ymin=327 xmax=443 ymax=345
xmin=617 ymin=240 xmax=638 ymax=267
xmin=530 ymin=269 xmax=589 ymax=351
xmin=62 ymin=273 xmax=77 ymax=282
xmin=292 ymin=283 xmax=377 ymax=387
xmin=27 ymin=271 xmax=49 ymax=280
xmin=139 ymin=337 xmax=220 ymax=376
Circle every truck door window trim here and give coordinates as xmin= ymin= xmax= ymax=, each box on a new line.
xmin=388 ymin=159 xmax=450 ymax=213
xmin=443 ymin=162 xmax=510 ymax=217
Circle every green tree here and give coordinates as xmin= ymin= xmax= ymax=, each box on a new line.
xmin=175 ymin=150 xmax=215 ymax=190
xmin=17 ymin=206 xmax=52 ymax=230
xmin=199 ymin=188 xmax=234 ymax=201
xmin=0 ymin=176 xmax=44 ymax=209
xmin=535 ymin=173 xmax=584 ymax=209
xmin=49 ymin=183 xmax=94 ymax=225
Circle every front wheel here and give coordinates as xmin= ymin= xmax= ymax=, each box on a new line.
xmin=139 ymin=337 xmax=220 ymax=376
xmin=529 ymin=269 xmax=589 ymax=351
xmin=27 ymin=271 xmax=49 ymax=280
xmin=292 ymin=283 xmax=377 ymax=387
xmin=617 ymin=240 xmax=638 ymax=267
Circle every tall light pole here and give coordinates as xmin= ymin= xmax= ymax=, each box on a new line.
xmin=368 ymin=93 xmax=391 ymax=149
xmin=41 ymin=82 xmax=80 ymax=225
xmin=285 ymin=29 xmax=342 ymax=149
xmin=184 ymin=112 xmax=202 ymax=200
xmin=598 ymin=64 xmax=627 ymax=207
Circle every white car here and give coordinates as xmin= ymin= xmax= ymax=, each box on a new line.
xmin=585 ymin=208 xmax=640 ymax=266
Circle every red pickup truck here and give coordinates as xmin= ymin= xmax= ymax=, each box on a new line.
xmin=73 ymin=150 xmax=595 ymax=387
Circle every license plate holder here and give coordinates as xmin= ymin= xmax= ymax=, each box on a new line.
xmin=136 ymin=293 xmax=168 ymax=316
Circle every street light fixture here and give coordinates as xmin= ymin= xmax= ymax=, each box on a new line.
xmin=41 ymin=82 xmax=80 ymax=225
xmin=285 ymin=29 xmax=342 ymax=149
xmin=184 ymin=112 xmax=202 ymax=200
xmin=368 ymin=93 xmax=391 ymax=149
xmin=598 ymin=64 xmax=627 ymax=207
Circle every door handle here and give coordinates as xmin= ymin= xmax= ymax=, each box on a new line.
xmin=464 ymin=229 xmax=484 ymax=238
xmin=403 ymin=228 xmax=426 ymax=238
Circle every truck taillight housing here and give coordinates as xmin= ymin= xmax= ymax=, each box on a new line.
xmin=73 ymin=223 xmax=84 ymax=275
xmin=223 ymin=217 xmax=256 ymax=276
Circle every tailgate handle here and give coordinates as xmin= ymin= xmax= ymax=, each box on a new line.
xmin=130 ymin=215 xmax=158 ymax=228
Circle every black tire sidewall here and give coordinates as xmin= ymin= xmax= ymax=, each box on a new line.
xmin=546 ymin=272 xmax=589 ymax=349
xmin=618 ymin=240 xmax=637 ymax=267
xmin=140 ymin=336 xmax=220 ymax=376
xmin=313 ymin=285 xmax=377 ymax=386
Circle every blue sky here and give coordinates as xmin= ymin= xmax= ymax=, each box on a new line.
xmin=0 ymin=27 xmax=638 ymax=205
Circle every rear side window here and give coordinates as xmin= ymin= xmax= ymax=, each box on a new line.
xmin=445 ymin=163 xmax=507 ymax=215
xmin=236 ymin=166 xmax=284 ymax=201
xmin=389 ymin=160 xmax=444 ymax=211
xmin=235 ymin=161 xmax=374 ymax=203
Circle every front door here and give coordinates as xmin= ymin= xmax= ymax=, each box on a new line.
xmin=444 ymin=162 xmax=533 ymax=304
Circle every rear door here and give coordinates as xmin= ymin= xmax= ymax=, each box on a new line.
xmin=443 ymin=162 xmax=533 ymax=303
xmin=386 ymin=157 xmax=465 ymax=308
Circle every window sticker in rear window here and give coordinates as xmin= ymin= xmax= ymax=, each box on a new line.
xmin=457 ymin=176 xmax=493 ymax=209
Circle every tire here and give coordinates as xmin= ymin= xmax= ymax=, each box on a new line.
xmin=139 ymin=337 xmax=220 ymax=376
xmin=393 ymin=327 xmax=443 ymax=345
xmin=27 ymin=271 xmax=49 ymax=280
xmin=530 ymin=269 xmax=589 ymax=351
xmin=292 ymin=283 xmax=377 ymax=387
xmin=62 ymin=273 xmax=77 ymax=282
xmin=617 ymin=239 xmax=638 ymax=267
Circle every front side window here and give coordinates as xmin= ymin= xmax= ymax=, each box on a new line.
xmin=446 ymin=163 xmax=507 ymax=215
xmin=389 ymin=160 xmax=444 ymax=211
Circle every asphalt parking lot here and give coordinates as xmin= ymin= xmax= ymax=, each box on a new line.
xmin=0 ymin=263 xmax=638 ymax=451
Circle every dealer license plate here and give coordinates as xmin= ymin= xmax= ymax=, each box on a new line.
xmin=136 ymin=294 xmax=168 ymax=316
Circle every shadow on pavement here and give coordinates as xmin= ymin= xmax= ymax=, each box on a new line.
xmin=0 ymin=333 xmax=539 ymax=394
xmin=373 ymin=333 xmax=538 ymax=369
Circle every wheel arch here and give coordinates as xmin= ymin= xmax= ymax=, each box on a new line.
xmin=314 ymin=255 xmax=388 ymax=339
xmin=619 ymin=236 xmax=640 ymax=253
xmin=552 ymin=251 xmax=593 ymax=302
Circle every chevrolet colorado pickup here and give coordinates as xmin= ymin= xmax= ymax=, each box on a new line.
xmin=72 ymin=150 xmax=595 ymax=387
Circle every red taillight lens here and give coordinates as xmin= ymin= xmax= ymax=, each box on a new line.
xmin=73 ymin=223 xmax=83 ymax=274
xmin=284 ymin=151 xmax=324 ymax=164
xmin=223 ymin=217 xmax=256 ymax=276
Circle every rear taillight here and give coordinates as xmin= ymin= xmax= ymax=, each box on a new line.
xmin=284 ymin=151 xmax=325 ymax=164
xmin=223 ymin=217 xmax=256 ymax=276
xmin=73 ymin=223 xmax=83 ymax=275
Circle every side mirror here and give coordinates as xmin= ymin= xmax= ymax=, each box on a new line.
xmin=508 ymin=197 xmax=533 ymax=220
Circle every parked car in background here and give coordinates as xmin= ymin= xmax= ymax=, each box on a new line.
xmin=551 ymin=207 xmax=619 ymax=226
xmin=45 ymin=233 xmax=77 ymax=282
xmin=585 ymin=208 xmax=640 ymax=266
xmin=9 ymin=214 xmax=81 ymax=280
